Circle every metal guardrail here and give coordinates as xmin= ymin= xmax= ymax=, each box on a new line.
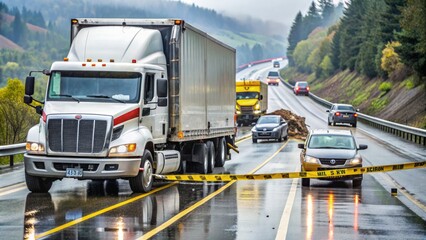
xmin=281 ymin=79 xmax=426 ymax=146
xmin=0 ymin=143 xmax=26 ymax=167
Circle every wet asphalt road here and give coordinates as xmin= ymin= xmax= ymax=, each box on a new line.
xmin=0 ymin=61 xmax=425 ymax=239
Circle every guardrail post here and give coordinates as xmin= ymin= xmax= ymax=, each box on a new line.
xmin=9 ymin=155 xmax=14 ymax=167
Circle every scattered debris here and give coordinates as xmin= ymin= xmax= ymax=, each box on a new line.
xmin=267 ymin=109 xmax=309 ymax=139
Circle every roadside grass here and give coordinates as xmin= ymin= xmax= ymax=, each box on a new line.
xmin=369 ymin=97 xmax=389 ymax=113
xmin=0 ymin=154 xmax=24 ymax=166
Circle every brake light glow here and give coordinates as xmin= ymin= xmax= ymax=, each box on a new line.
xmin=335 ymin=112 xmax=341 ymax=116
xmin=296 ymin=87 xmax=300 ymax=90
xmin=307 ymin=87 xmax=310 ymax=91
xmin=354 ymin=113 xmax=358 ymax=117
xmin=132 ymin=59 xmax=137 ymax=63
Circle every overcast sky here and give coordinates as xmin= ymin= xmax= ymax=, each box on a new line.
xmin=179 ymin=0 xmax=342 ymax=26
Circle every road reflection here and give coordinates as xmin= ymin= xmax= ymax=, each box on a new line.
xmin=23 ymin=180 xmax=181 ymax=239
xmin=301 ymin=184 xmax=362 ymax=240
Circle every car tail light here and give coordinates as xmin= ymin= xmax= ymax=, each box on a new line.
xmin=354 ymin=113 xmax=358 ymax=117
xmin=296 ymin=87 xmax=300 ymax=90
xmin=335 ymin=112 xmax=341 ymax=116
xmin=307 ymin=86 xmax=310 ymax=91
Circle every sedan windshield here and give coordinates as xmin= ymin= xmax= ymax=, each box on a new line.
xmin=47 ymin=71 xmax=141 ymax=103
xmin=258 ymin=117 xmax=279 ymax=124
xmin=308 ymin=135 xmax=356 ymax=149
xmin=237 ymin=92 xmax=259 ymax=100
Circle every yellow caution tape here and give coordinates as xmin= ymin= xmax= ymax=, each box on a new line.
xmin=154 ymin=161 xmax=426 ymax=181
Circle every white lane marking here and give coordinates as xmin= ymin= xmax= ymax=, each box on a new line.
xmin=0 ymin=182 xmax=27 ymax=197
xmin=275 ymin=169 xmax=299 ymax=240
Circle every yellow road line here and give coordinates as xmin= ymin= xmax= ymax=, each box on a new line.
xmin=138 ymin=140 xmax=290 ymax=239
xmin=35 ymin=182 xmax=178 ymax=239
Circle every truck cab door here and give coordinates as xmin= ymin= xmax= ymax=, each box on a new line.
xmin=142 ymin=72 xmax=168 ymax=143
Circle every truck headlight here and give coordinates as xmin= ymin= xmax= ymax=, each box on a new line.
xmin=109 ymin=143 xmax=137 ymax=156
xmin=254 ymin=103 xmax=260 ymax=110
xmin=26 ymin=142 xmax=45 ymax=154
xmin=304 ymin=155 xmax=319 ymax=164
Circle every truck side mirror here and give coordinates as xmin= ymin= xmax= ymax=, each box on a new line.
xmin=259 ymin=95 xmax=263 ymax=100
xmin=24 ymin=95 xmax=33 ymax=104
xmin=25 ymin=76 xmax=35 ymax=96
xmin=157 ymin=78 xmax=168 ymax=107
xmin=157 ymin=79 xmax=167 ymax=98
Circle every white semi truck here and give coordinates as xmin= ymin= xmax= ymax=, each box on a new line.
xmin=23 ymin=18 xmax=236 ymax=193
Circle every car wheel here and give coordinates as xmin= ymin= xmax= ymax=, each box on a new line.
xmin=352 ymin=122 xmax=357 ymax=128
xmin=353 ymin=179 xmax=362 ymax=188
xmin=332 ymin=119 xmax=336 ymax=126
xmin=252 ymin=138 xmax=257 ymax=143
xmin=277 ymin=133 xmax=283 ymax=142
xmin=302 ymin=178 xmax=310 ymax=187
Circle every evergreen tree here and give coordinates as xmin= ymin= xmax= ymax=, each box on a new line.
xmin=11 ymin=9 xmax=27 ymax=45
xmin=318 ymin=0 xmax=335 ymax=26
xmin=396 ymin=0 xmax=426 ymax=80
xmin=287 ymin=11 xmax=304 ymax=66
xmin=380 ymin=0 xmax=405 ymax=43
xmin=303 ymin=2 xmax=321 ymax=38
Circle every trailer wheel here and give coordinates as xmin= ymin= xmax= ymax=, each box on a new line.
xmin=206 ymin=141 xmax=215 ymax=173
xmin=193 ymin=143 xmax=208 ymax=174
xmin=25 ymin=172 xmax=53 ymax=193
xmin=215 ymin=137 xmax=226 ymax=167
xmin=129 ymin=150 xmax=154 ymax=193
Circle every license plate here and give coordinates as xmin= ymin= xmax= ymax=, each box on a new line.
xmin=66 ymin=168 xmax=83 ymax=177
xmin=343 ymin=115 xmax=349 ymax=118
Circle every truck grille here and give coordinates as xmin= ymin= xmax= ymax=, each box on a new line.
xmin=240 ymin=106 xmax=253 ymax=113
xmin=47 ymin=115 xmax=111 ymax=154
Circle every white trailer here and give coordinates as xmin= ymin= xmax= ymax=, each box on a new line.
xmin=23 ymin=18 xmax=236 ymax=193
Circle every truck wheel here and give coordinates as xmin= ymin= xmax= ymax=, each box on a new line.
xmin=25 ymin=172 xmax=53 ymax=193
xmin=193 ymin=143 xmax=208 ymax=174
xmin=252 ymin=138 xmax=257 ymax=143
xmin=215 ymin=137 xmax=226 ymax=167
xmin=129 ymin=150 xmax=154 ymax=193
xmin=206 ymin=141 xmax=215 ymax=173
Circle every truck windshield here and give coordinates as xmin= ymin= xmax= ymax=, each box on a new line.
xmin=236 ymin=92 xmax=259 ymax=100
xmin=47 ymin=71 xmax=141 ymax=103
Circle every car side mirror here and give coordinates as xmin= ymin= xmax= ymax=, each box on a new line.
xmin=358 ymin=144 xmax=368 ymax=150
xmin=298 ymin=143 xmax=305 ymax=149
xmin=326 ymin=110 xmax=330 ymax=112
xmin=356 ymin=109 xmax=360 ymax=112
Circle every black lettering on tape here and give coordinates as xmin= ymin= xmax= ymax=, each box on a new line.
xmin=264 ymin=175 xmax=272 ymax=179
xmin=330 ymin=171 xmax=334 ymax=176
xmin=246 ymin=175 xmax=254 ymax=180
xmin=392 ymin=165 xmax=404 ymax=170
xmin=414 ymin=162 xmax=425 ymax=167
xmin=230 ymin=176 xmax=237 ymax=180
xmin=367 ymin=167 xmax=384 ymax=172
xmin=200 ymin=176 xmax=206 ymax=181
xmin=336 ymin=169 xmax=346 ymax=175
xmin=188 ymin=176 xmax=194 ymax=180
xmin=215 ymin=176 xmax=222 ymax=181
xmin=318 ymin=171 xmax=326 ymax=176
xmin=176 ymin=176 xmax=182 ymax=180
xmin=300 ymin=172 xmax=307 ymax=177
xmin=281 ymin=173 xmax=290 ymax=178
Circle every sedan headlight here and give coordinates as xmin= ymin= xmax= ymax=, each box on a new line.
xmin=26 ymin=142 xmax=45 ymax=154
xmin=304 ymin=155 xmax=319 ymax=164
xmin=349 ymin=155 xmax=362 ymax=165
xmin=109 ymin=143 xmax=137 ymax=156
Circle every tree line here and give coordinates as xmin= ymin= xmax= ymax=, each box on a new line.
xmin=286 ymin=0 xmax=426 ymax=83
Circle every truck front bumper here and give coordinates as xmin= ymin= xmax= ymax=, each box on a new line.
xmin=24 ymin=154 xmax=141 ymax=179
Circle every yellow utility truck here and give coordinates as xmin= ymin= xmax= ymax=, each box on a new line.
xmin=235 ymin=79 xmax=268 ymax=126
